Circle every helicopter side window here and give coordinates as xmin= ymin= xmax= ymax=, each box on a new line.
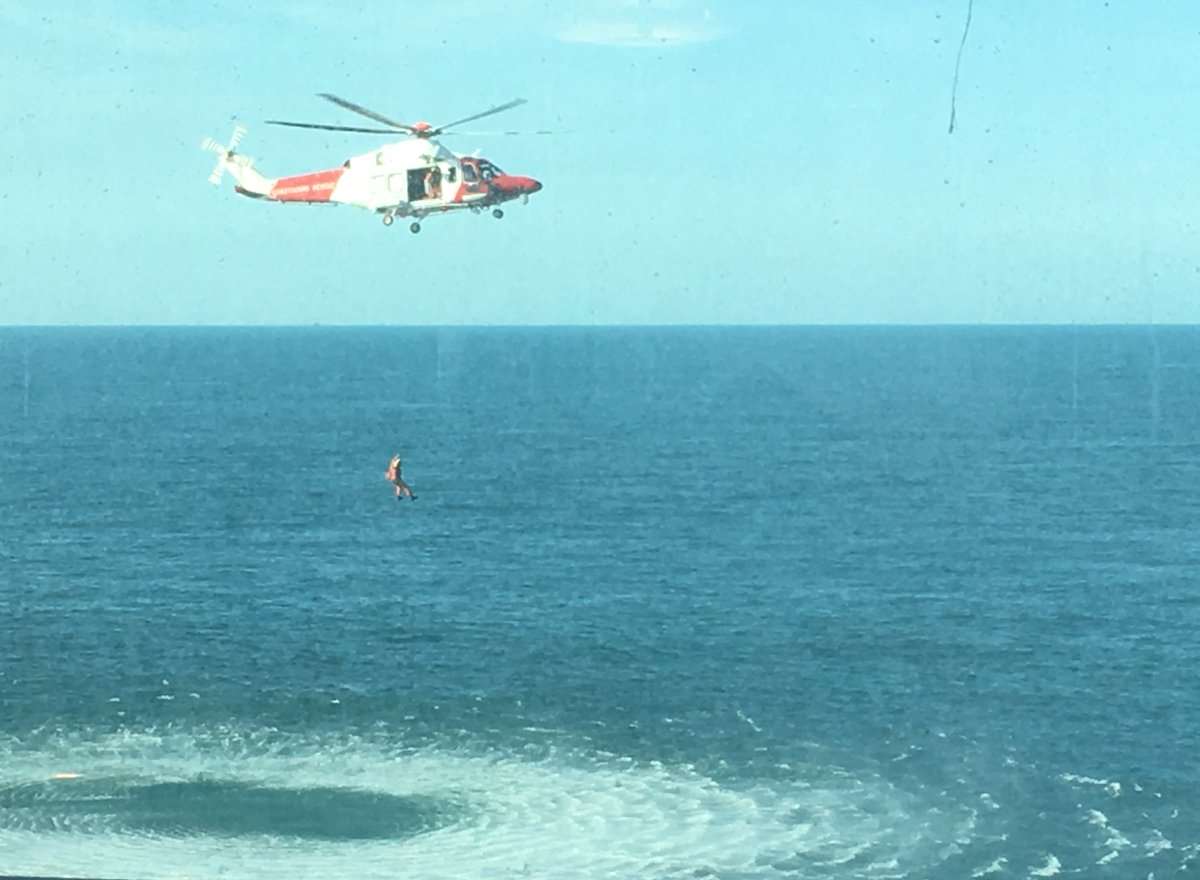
xmin=462 ymin=164 xmax=478 ymax=183
xmin=447 ymin=166 xmax=457 ymax=183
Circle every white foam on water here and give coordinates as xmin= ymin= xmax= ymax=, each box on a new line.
xmin=1180 ymin=841 xmax=1200 ymax=868
xmin=1144 ymin=829 xmax=1172 ymax=856
xmin=971 ymin=856 xmax=1006 ymax=877
xmin=1028 ymin=853 xmax=1061 ymax=876
xmin=735 ymin=709 xmax=762 ymax=733
xmin=1084 ymin=808 xmax=1131 ymax=848
xmin=1059 ymin=773 xmax=1120 ymax=797
xmin=1103 ymin=830 xmax=1131 ymax=850
xmin=0 ymin=725 xmax=973 ymax=880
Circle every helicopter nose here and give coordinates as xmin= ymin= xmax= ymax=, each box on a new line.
xmin=493 ymin=174 xmax=543 ymax=196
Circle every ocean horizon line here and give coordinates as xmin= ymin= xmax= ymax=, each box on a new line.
xmin=1 ymin=321 xmax=1197 ymax=331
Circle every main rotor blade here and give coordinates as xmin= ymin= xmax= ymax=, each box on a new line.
xmin=443 ymin=128 xmax=560 ymax=136
xmin=433 ymin=98 xmax=528 ymax=134
xmin=317 ymin=93 xmax=416 ymax=132
xmin=265 ymin=120 xmax=402 ymax=134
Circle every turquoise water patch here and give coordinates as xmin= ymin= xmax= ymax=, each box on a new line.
xmin=1 ymin=777 xmax=465 ymax=841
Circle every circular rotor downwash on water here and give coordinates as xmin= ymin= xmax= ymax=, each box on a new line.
xmin=0 ymin=724 xmax=981 ymax=880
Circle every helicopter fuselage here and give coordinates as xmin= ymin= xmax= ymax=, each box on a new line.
xmin=235 ymin=137 xmax=541 ymax=222
xmin=205 ymin=94 xmax=543 ymax=231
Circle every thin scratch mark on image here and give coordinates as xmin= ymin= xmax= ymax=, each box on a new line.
xmin=23 ymin=343 xmax=32 ymax=419
xmin=948 ymin=0 xmax=975 ymax=134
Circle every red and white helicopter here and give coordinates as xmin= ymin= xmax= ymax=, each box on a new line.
xmin=202 ymin=94 xmax=544 ymax=233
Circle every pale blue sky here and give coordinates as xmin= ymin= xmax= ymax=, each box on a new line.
xmin=1 ymin=0 xmax=1197 ymax=324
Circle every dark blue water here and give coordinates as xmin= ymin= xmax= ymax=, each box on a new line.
xmin=2 ymin=326 xmax=1198 ymax=879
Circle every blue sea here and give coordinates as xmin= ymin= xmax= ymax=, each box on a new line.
xmin=1 ymin=326 xmax=1198 ymax=879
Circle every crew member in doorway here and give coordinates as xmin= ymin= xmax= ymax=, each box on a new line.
xmin=423 ymin=166 xmax=442 ymax=199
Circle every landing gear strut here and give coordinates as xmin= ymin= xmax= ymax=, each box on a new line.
xmin=492 ymin=208 xmax=504 ymax=219
xmin=410 ymin=222 xmax=421 ymax=234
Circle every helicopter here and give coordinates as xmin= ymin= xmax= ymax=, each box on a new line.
xmin=201 ymin=94 xmax=544 ymax=233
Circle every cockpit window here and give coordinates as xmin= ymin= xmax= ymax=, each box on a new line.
xmin=462 ymin=163 xmax=478 ymax=183
xmin=479 ymin=161 xmax=505 ymax=179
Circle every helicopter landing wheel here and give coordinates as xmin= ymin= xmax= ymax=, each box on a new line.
xmin=382 ymin=214 xmax=394 ymax=227
xmin=410 ymin=222 xmax=421 ymax=234
xmin=492 ymin=208 xmax=504 ymax=219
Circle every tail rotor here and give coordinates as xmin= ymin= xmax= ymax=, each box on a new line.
xmin=201 ymin=124 xmax=248 ymax=186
